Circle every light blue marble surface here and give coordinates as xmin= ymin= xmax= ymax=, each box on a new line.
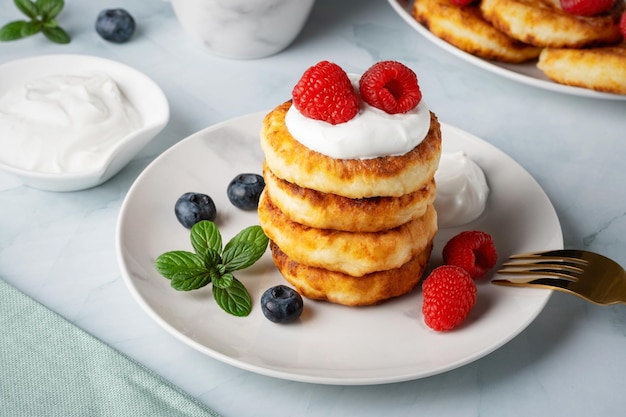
xmin=1 ymin=0 xmax=626 ymax=416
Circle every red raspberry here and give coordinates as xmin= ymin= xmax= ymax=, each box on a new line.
xmin=560 ymin=0 xmax=614 ymax=16
xmin=422 ymin=265 xmax=477 ymax=331
xmin=359 ymin=61 xmax=422 ymax=114
xmin=292 ymin=61 xmax=359 ymax=125
xmin=442 ymin=230 xmax=497 ymax=279
xmin=449 ymin=0 xmax=477 ymax=5
xmin=620 ymin=12 xmax=626 ymax=39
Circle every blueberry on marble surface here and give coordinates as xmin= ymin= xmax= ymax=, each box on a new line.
xmin=261 ymin=285 xmax=304 ymax=324
xmin=175 ymin=192 xmax=217 ymax=229
xmin=95 ymin=9 xmax=135 ymax=43
xmin=227 ymin=173 xmax=265 ymax=210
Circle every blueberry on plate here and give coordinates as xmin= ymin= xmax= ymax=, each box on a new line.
xmin=227 ymin=173 xmax=265 ymax=210
xmin=261 ymin=285 xmax=304 ymax=324
xmin=175 ymin=192 xmax=217 ymax=228
xmin=95 ymin=9 xmax=136 ymax=43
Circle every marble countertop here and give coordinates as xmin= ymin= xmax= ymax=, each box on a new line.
xmin=2 ymin=0 xmax=626 ymax=415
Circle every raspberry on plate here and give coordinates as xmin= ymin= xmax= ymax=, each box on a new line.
xmin=292 ymin=61 xmax=359 ymax=125
xmin=448 ymin=0 xmax=477 ymax=6
xmin=620 ymin=11 xmax=626 ymax=38
xmin=560 ymin=0 xmax=615 ymax=16
xmin=442 ymin=230 xmax=498 ymax=279
xmin=422 ymin=265 xmax=477 ymax=331
xmin=359 ymin=61 xmax=422 ymax=114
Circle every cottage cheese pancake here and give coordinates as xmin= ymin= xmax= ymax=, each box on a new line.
xmin=480 ymin=0 xmax=624 ymax=48
xmin=264 ymin=163 xmax=436 ymax=232
xmin=269 ymin=241 xmax=434 ymax=306
xmin=261 ymin=101 xmax=441 ymax=199
xmin=412 ymin=0 xmax=541 ymax=63
xmin=537 ymin=44 xmax=626 ymax=94
xmin=258 ymin=190 xmax=438 ymax=277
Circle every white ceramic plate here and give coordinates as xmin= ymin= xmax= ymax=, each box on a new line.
xmin=0 ymin=54 xmax=169 ymax=191
xmin=387 ymin=0 xmax=626 ymax=101
xmin=116 ymin=112 xmax=562 ymax=385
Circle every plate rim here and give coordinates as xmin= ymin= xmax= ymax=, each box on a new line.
xmin=386 ymin=0 xmax=626 ymax=101
xmin=116 ymin=111 xmax=562 ymax=385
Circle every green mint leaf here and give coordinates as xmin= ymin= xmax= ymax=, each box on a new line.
xmin=222 ymin=241 xmax=257 ymax=272
xmin=20 ymin=20 xmax=41 ymax=37
xmin=212 ymin=277 xmax=252 ymax=317
xmin=43 ymin=19 xmax=58 ymax=28
xmin=0 ymin=21 xmax=29 ymax=41
xmin=203 ymin=247 xmax=222 ymax=270
xmin=3 ymin=0 xmax=68 ymax=43
xmin=190 ymin=221 xmax=222 ymax=261
xmin=222 ymin=225 xmax=269 ymax=272
xmin=171 ymin=269 xmax=212 ymax=291
xmin=37 ymin=0 xmax=64 ymax=21
xmin=15 ymin=0 xmax=39 ymax=20
xmin=211 ymin=272 xmax=234 ymax=289
xmin=154 ymin=250 xmax=204 ymax=279
xmin=42 ymin=25 xmax=69 ymax=43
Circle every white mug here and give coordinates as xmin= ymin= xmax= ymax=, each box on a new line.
xmin=170 ymin=0 xmax=316 ymax=59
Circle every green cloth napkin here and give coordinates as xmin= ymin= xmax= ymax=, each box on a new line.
xmin=0 ymin=279 xmax=222 ymax=417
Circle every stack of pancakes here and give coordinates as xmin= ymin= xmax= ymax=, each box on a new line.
xmin=413 ymin=0 xmax=626 ymax=94
xmin=258 ymin=101 xmax=442 ymax=306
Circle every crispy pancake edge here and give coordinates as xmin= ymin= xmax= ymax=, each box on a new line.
xmin=480 ymin=0 xmax=624 ymax=48
xmin=270 ymin=241 xmax=433 ymax=306
xmin=258 ymin=189 xmax=438 ymax=277
xmin=264 ymin=162 xmax=437 ymax=232
xmin=537 ymin=44 xmax=626 ymax=95
xmin=413 ymin=0 xmax=542 ymax=63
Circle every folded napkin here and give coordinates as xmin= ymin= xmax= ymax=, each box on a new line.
xmin=0 ymin=279 xmax=221 ymax=417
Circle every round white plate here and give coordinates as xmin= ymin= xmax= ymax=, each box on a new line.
xmin=116 ymin=111 xmax=562 ymax=385
xmin=387 ymin=0 xmax=626 ymax=101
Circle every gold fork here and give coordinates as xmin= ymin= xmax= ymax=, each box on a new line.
xmin=493 ymin=249 xmax=626 ymax=306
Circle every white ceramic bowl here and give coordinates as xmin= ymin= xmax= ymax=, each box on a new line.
xmin=0 ymin=54 xmax=169 ymax=192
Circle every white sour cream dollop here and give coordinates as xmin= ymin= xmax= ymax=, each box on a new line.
xmin=435 ymin=151 xmax=489 ymax=228
xmin=0 ymin=73 xmax=142 ymax=174
xmin=284 ymin=75 xmax=431 ymax=160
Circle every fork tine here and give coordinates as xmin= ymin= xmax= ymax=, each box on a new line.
xmin=497 ymin=266 xmax=579 ymax=281
xmin=491 ymin=277 xmax=597 ymax=304
xmin=492 ymin=277 xmax=574 ymax=290
xmin=498 ymin=256 xmax=584 ymax=281
xmin=500 ymin=260 xmax=585 ymax=274
xmin=507 ymin=251 xmax=590 ymax=266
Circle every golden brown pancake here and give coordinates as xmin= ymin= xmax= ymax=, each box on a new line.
xmin=480 ymin=0 xmax=624 ymax=48
xmin=537 ymin=44 xmax=626 ymax=95
xmin=413 ymin=0 xmax=542 ymax=63
xmin=260 ymin=101 xmax=442 ymax=199
xmin=264 ymin=163 xmax=437 ymax=232
xmin=258 ymin=189 xmax=438 ymax=277
xmin=270 ymin=241 xmax=433 ymax=306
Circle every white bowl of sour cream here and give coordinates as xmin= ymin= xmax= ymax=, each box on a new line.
xmin=0 ymin=54 xmax=169 ymax=192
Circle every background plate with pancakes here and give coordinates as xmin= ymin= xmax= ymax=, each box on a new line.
xmin=388 ymin=0 xmax=626 ymax=100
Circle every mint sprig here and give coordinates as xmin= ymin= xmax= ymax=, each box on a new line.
xmin=0 ymin=0 xmax=70 ymax=44
xmin=155 ymin=221 xmax=269 ymax=317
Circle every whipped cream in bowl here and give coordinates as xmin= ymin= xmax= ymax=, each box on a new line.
xmin=0 ymin=54 xmax=169 ymax=192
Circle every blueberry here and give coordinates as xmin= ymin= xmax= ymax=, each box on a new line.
xmin=95 ymin=9 xmax=135 ymax=43
xmin=227 ymin=173 xmax=265 ymax=210
xmin=261 ymin=285 xmax=304 ymax=324
xmin=175 ymin=192 xmax=217 ymax=228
